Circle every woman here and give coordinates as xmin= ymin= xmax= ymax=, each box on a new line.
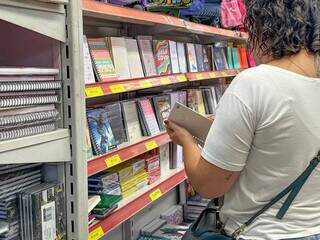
xmin=165 ymin=1 xmax=320 ymax=239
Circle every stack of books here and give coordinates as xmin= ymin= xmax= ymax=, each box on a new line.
xmin=0 ymin=68 xmax=61 ymax=141
xmin=184 ymin=194 xmax=211 ymax=222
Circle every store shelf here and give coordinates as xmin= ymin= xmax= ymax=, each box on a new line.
xmin=88 ymin=132 xmax=171 ymax=176
xmin=187 ymin=68 xmax=245 ymax=81
xmin=88 ymin=168 xmax=187 ymax=238
xmin=0 ymin=129 xmax=71 ymax=164
xmin=82 ymin=0 xmax=247 ymax=41
xmin=0 ymin=0 xmax=66 ymax=42
xmin=85 ymin=74 xmax=187 ymax=98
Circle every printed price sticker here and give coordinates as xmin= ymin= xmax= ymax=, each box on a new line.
xmin=110 ymin=84 xmax=125 ymax=93
xmin=85 ymin=87 xmax=104 ymax=98
xmin=177 ymin=75 xmax=187 ymax=82
xmin=160 ymin=77 xmax=171 ymax=85
xmin=149 ymin=188 xmax=162 ymax=202
xmin=145 ymin=140 xmax=158 ymax=151
xmin=221 ymin=72 xmax=229 ymax=77
xmin=209 ymin=72 xmax=217 ymax=78
xmin=105 ymin=154 xmax=122 ymax=168
xmin=139 ymin=80 xmax=152 ymax=88
xmin=196 ymin=73 xmax=204 ymax=80
xmin=88 ymin=226 xmax=104 ymax=240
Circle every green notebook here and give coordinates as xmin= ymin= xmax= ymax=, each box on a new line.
xmin=226 ymin=47 xmax=234 ymax=69
xmin=232 ymin=48 xmax=241 ymax=69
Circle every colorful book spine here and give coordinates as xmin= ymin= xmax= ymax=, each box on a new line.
xmin=153 ymin=40 xmax=172 ymax=75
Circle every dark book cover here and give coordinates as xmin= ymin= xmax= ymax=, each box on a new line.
xmin=87 ymin=108 xmax=117 ymax=155
xmin=212 ymin=47 xmax=228 ymax=71
xmin=152 ymin=95 xmax=171 ymax=131
xmin=203 ymin=46 xmax=212 ymax=71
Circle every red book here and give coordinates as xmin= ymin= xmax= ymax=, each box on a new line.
xmin=246 ymin=49 xmax=256 ymax=67
xmin=239 ymin=47 xmax=249 ymax=68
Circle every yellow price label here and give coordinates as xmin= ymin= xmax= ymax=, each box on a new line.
xmin=209 ymin=72 xmax=217 ymax=78
xmin=160 ymin=77 xmax=171 ymax=85
xmin=88 ymin=226 xmax=104 ymax=240
xmin=85 ymin=87 xmax=104 ymax=98
xmin=145 ymin=140 xmax=158 ymax=151
xmin=176 ymin=75 xmax=187 ymax=82
xmin=139 ymin=80 xmax=153 ymax=88
xmin=149 ymin=188 xmax=162 ymax=202
xmin=110 ymin=84 xmax=125 ymax=93
xmin=221 ymin=72 xmax=229 ymax=77
xmin=105 ymin=154 xmax=122 ymax=168
xmin=196 ymin=73 xmax=204 ymax=80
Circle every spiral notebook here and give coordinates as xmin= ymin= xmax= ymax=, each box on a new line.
xmin=0 ymin=95 xmax=59 ymax=108
xmin=168 ymin=102 xmax=213 ymax=145
xmin=0 ymin=81 xmax=61 ymax=92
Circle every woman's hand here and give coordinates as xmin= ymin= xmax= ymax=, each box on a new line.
xmin=164 ymin=120 xmax=195 ymax=147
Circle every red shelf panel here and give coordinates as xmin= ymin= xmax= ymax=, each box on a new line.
xmin=88 ymin=169 xmax=187 ymax=238
xmin=88 ymin=132 xmax=171 ymax=176
xmin=186 ymin=69 xmax=244 ymax=81
xmin=85 ymin=74 xmax=187 ymax=98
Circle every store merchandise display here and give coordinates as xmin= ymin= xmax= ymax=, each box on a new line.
xmin=0 ymin=68 xmax=61 ymax=141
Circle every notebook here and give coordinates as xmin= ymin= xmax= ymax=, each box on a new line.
xmin=125 ymin=38 xmax=145 ymax=78
xmin=0 ymin=95 xmax=59 ymax=108
xmin=186 ymin=43 xmax=198 ymax=72
xmin=212 ymin=47 xmax=228 ymax=71
xmin=109 ymin=37 xmax=131 ymax=80
xmin=177 ymin=42 xmax=188 ymax=73
xmin=152 ymin=95 xmax=171 ymax=131
xmin=168 ymin=102 xmax=213 ymax=145
xmin=0 ymin=81 xmax=61 ymax=92
xmin=0 ymin=68 xmax=59 ymax=76
xmin=195 ymin=44 xmax=205 ymax=72
xmin=153 ymin=40 xmax=172 ymax=75
xmin=83 ymin=35 xmax=96 ymax=84
xmin=136 ymin=36 xmax=157 ymax=77
xmin=169 ymin=41 xmax=180 ymax=74
xmin=239 ymin=47 xmax=249 ymax=68
xmin=231 ymin=48 xmax=241 ymax=69
xmin=226 ymin=47 xmax=234 ymax=69
xmin=87 ymin=38 xmax=118 ymax=82
xmin=137 ymin=98 xmax=160 ymax=136
xmin=202 ymin=46 xmax=212 ymax=71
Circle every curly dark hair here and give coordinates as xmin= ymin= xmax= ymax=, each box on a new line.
xmin=244 ymin=0 xmax=320 ymax=63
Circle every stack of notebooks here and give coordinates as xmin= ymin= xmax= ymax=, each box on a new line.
xmin=184 ymin=194 xmax=211 ymax=222
xmin=160 ymin=205 xmax=184 ymax=225
xmin=83 ymin=35 xmax=255 ymax=85
xmin=0 ymin=68 xmax=61 ymax=141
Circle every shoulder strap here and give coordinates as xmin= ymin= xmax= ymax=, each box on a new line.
xmin=232 ymin=151 xmax=320 ymax=238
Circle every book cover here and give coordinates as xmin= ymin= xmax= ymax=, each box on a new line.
xmin=87 ymin=108 xmax=117 ymax=155
xmin=247 ymin=49 xmax=256 ymax=67
xmin=109 ymin=37 xmax=131 ymax=80
xmin=187 ymin=89 xmax=205 ymax=115
xmin=121 ymin=100 xmax=143 ymax=143
xmin=83 ymin=35 xmax=96 ymax=84
xmin=104 ymin=102 xmax=127 ymax=146
xmin=239 ymin=47 xmax=249 ymax=68
xmin=186 ymin=43 xmax=198 ymax=72
xmin=201 ymin=88 xmax=215 ymax=114
xmin=232 ymin=48 xmax=241 ymax=69
xmin=137 ymin=98 xmax=160 ymax=136
xmin=85 ymin=121 xmax=93 ymax=160
xmin=207 ymin=46 xmax=216 ymax=71
xmin=168 ymin=41 xmax=180 ymax=74
xmin=196 ymin=90 xmax=206 ymax=115
xmin=226 ymin=47 xmax=235 ymax=69
xmin=136 ymin=36 xmax=157 ymax=77
xmin=203 ymin=46 xmax=212 ymax=72
xmin=177 ymin=42 xmax=188 ymax=73
xmin=125 ymin=38 xmax=145 ymax=78
xmin=212 ymin=47 xmax=228 ymax=71
xmin=87 ymin=38 xmax=118 ymax=82
xmin=195 ymin=44 xmax=205 ymax=72
xmin=152 ymin=95 xmax=171 ymax=131
xmin=153 ymin=40 xmax=172 ymax=75
xmin=159 ymin=143 xmax=170 ymax=177
xmin=169 ymin=91 xmax=187 ymax=108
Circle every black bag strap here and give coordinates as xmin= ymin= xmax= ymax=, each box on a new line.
xmin=232 ymin=151 xmax=320 ymax=238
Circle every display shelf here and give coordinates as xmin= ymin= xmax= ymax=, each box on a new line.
xmin=88 ymin=132 xmax=171 ymax=176
xmin=85 ymin=74 xmax=187 ymax=98
xmin=0 ymin=129 xmax=71 ymax=164
xmin=88 ymin=168 xmax=186 ymax=238
xmin=0 ymin=0 xmax=66 ymax=42
xmin=82 ymin=0 xmax=247 ymax=41
xmin=186 ymin=69 xmax=244 ymax=81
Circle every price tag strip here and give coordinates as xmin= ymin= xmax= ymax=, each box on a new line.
xmin=145 ymin=140 xmax=158 ymax=151
xmin=149 ymin=188 xmax=163 ymax=202
xmin=105 ymin=154 xmax=122 ymax=168
xmin=110 ymin=84 xmax=126 ymax=94
xmin=88 ymin=226 xmax=104 ymax=240
xmin=139 ymin=80 xmax=153 ymax=88
xmin=85 ymin=86 xmax=104 ymax=98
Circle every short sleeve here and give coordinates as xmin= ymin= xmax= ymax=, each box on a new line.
xmin=202 ymin=93 xmax=255 ymax=171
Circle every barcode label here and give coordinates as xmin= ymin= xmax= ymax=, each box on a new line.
xmin=41 ymin=201 xmax=56 ymax=240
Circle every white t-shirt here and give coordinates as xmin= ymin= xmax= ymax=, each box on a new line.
xmin=202 ymin=64 xmax=320 ymax=240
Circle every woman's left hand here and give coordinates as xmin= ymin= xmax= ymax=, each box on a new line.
xmin=165 ymin=120 xmax=194 ymax=147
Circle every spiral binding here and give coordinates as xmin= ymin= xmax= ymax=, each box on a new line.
xmin=0 ymin=96 xmax=59 ymax=108
xmin=0 ymin=109 xmax=59 ymax=127
xmin=0 ymin=81 xmax=61 ymax=92
xmin=0 ymin=123 xmax=56 ymax=141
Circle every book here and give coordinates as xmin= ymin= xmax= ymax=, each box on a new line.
xmin=0 ymin=81 xmax=61 ymax=92
xmin=168 ymin=102 xmax=213 ymax=145
xmin=0 ymin=95 xmax=59 ymax=108
xmin=85 ymin=121 xmax=94 ymax=160
xmin=202 ymin=46 xmax=212 ymax=71
xmin=195 ymin=44 xmax=205 ymax=72
xmin=168 ymin=41 xmax=180 ymax=74
xmin=231 ymin=48 xmax=241 ymax=69
xmin=108 ymin=37 xmax=131 ymax=80
xmin=187 ymin=89 xmax=205 ymax=115
xmin=87 ymin=108 xmax=117 ymax=155
xmin=247 ymin=49 xmax=256 ymax=67
xmin=226 ymin=47 xmax=234 ymax=69
xmin=0 ymin=68 xmax=59 ymax=76
xmin=104 ymin=102 xmax=127 ymax=146
xmin=177 ymin=42 xmax=188 ymax=73
xmin=152 ymin=95 xmax=171 ymax=131
xmin=136 ymin=36 xmax=157 ymax=77
xmin=159 ymin=143 xmax=170 ymax=177
xmin=87 ymin=38 xmax=117 ymax=82
xmin=121 ymin=100 xmax=143 ymax=143
xmin=83 ymin=35 xmax=96 ymax=84
xmin=186 ymin=43 xmax=198 ymax=72
xmin=239 ymin=47 xmax=249 ymax=68
xmin=212 ymin=47 xmax=228 ymax=71
xmin=153 ymin=40 xmax=172 ymax=75
xmin=201 ymin=88 xmax=215 ymax=115
xmin=137 ymin=98 xmax=160 ymax=136
xmin=125 ymin=38 xmax=145 ymax=79
xmin=88 ymin=195 xmax=101 ymax=214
